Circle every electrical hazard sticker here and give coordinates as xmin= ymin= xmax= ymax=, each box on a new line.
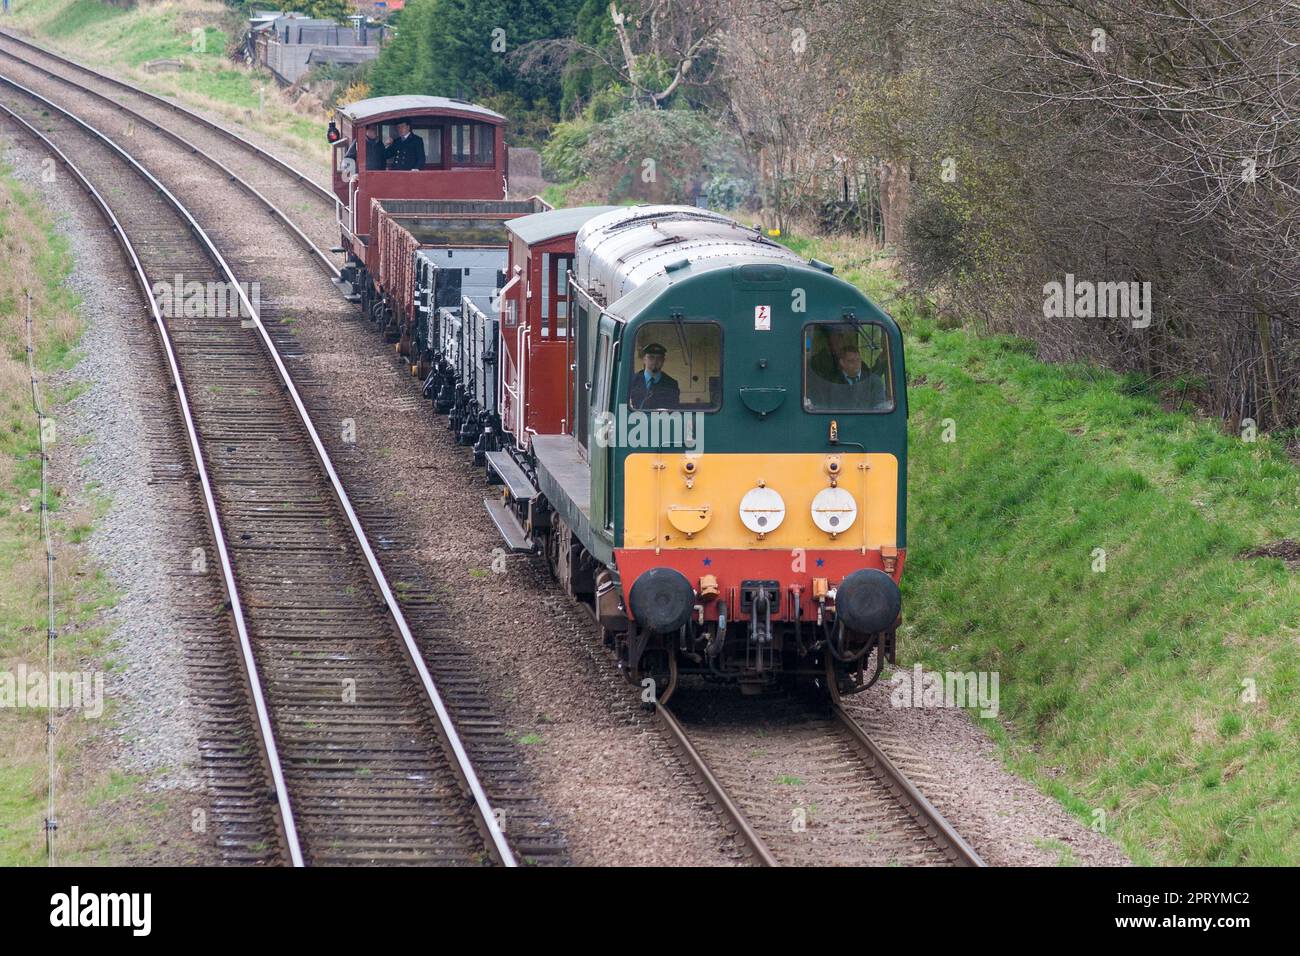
xmin=754 ymin=305 xmax=771 ymax=330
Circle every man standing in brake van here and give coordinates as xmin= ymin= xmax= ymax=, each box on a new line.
xmin=386 ymin=118 xmax=426 ymax=170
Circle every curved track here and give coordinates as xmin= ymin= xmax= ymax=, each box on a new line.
xmin=0 ymin=28 xmax=334 ymax=205
xmin=0 ymin=31 xmax=341 ymax=279
xmin=0 ymin=74 xmax=515 ymax=866
xmin=0 ymin=31 xmax=984 ymax=869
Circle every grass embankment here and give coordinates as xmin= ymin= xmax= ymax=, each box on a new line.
xmin=0 ymin=158 xmax=145 ymax=865
xmin=787 ymin=233 xmax=1300 ymax=866
xmin=6 ymin=0 xmax=326 ymax=165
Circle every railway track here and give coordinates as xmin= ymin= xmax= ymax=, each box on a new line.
xmin=0 ymin=31 xmax=342 ymax=279
xmin=0 ymin=28 xmax=335 ymax=207
xmin=0 ymin=76 xmax=518 ymax=866
xmin=658 ymin=686 xmax=986 ymax=867
xmin=0 ymin=31 xmax=985 ymax=870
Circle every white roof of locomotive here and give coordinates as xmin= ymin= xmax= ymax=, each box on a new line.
xmin=573 ymin=205 xmax=805 ymax=313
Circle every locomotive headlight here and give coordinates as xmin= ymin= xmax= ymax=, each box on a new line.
xmin=739 ymin=486 xmax=786 ymax=534
xmin=811 ymin=486 xmax=858 ymax=534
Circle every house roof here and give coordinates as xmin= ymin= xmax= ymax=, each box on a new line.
xmin=307 ymin=47 xmax=380 ymax=65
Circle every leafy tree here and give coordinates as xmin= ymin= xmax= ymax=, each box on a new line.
xmin=559 ymin=0 xmax=618 ymax=115
xmin=369 ymin=0 xmax=583 ymax=142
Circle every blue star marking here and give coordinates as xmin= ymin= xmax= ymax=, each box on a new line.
xmin=816 ymin=558 xmax=825 ymax=567
xmin=702 ymin=557 xmax=712 ymax=566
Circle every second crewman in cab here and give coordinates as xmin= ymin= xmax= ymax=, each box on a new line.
xmin=344 ymin=124 xmax=387 ymax=171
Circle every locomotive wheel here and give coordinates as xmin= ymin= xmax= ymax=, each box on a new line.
xmin=544 ymin=527 xmax=561 ymax=581
xmin=629 ymin=649 xmax=675 ymax=708
xmin=658 ymin=651 xmax=679 ymax=706
xmin=822 ymin=641 xmax=879 ymax=702
xmin=823 ymin=651 xmax=844 ymax=708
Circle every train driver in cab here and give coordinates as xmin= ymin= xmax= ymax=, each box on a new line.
xmin=628 ymin=342 xmax=681 ymax=410
xmin=386 ymin=118 xmax=426 ymax=170
xmin=344 ymin=125 xmax=387 ymax=171
xmin=826 ymin=345 xmax=886 ymax=406
xmin=807 ymin=326 xmax=889 ymax=410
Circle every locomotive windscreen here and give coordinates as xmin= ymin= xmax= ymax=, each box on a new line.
xmin=629 ymin=322 xmax=721 ymax=412
xmin=803 ymin=321 xmax=894 ymax=413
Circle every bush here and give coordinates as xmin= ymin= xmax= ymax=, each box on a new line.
xmin=703 ymin=174 xmax=755 ymax=211
xmin=575 ymin=107 xmax=724 ymax=204
xmin=540 ymin=115 xmax=596 ymax=181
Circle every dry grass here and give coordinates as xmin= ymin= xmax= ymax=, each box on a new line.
xmin=0 ymin=158 xmax=132 ymax=865
xmin=9 ymin=0 xmax=330 ymax=173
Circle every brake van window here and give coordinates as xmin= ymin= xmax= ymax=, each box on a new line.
xmin=416 ymin=126 xmax=443 ymax=166
xmin=451 ymin=123 xmax=494 ymax=165
xmin=803 ymin=321 xmax=893 ymax=412
xmin=629 ymin=322 xmax=721 ymax=411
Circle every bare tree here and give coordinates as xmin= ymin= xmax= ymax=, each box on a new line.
xmin=513 ymin=1 xmax=726 ymax=111
xmin=716 ymin=1 xmax=842 ymax=231
xmin=973 ymin=0 xmax=1300 ymax=426
xmin=606 ymin=1 xmax=726 ymax=106
xmin=802 ymin=0 xmax=1300 ymax=428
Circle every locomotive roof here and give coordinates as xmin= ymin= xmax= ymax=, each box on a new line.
xmin=507 ymin=205 xmax=620 ymax=246
xmin=601 ymin=250 xmax=835 ymax=324
xmin=338 ymin=95 xmax=505 ymax=125
xmin=575 ymin=205 xmax=811 ymax=317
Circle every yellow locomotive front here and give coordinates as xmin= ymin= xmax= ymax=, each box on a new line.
xmin=613 ymin=445 xmax=905 ymax=695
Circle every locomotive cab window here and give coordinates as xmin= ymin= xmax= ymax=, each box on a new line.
xmin=803 ymin=321 xmax=894 ymax=412
xmin=628 ymin=322 xmax=721 ymax=412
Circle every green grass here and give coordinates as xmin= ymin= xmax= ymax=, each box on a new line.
xmin=31 ymin=0 xmax=122 ymax=40
xmin=16 ymin=0 xmax=227 ymax=67
xmin=792 ymin=232 xmax=1300 ymax=865
xmin=172 ymin=68 xmax=262 ymax=112
xmin=540 ymin=183 xmax=575 ymax=209
xmin=10 ymin=1 xmax=1296 ymax=868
